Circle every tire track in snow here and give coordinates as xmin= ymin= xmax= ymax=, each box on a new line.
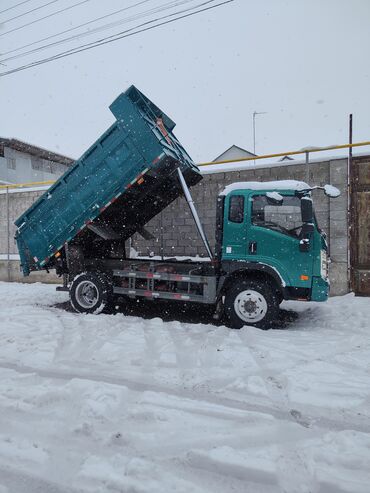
xmin=0 ymin=464 xmax=82 ymax=493
xmin=237 ymin=330 xmax=310 ymax=426
xmin=51 ymin=308 xmax=126 ymax=365
xmin=237 ymin=329 xmax=319 ymax=493
xmin=0 ymin=360 xmax=369 ymax=435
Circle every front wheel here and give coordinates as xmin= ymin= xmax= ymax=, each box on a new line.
xmin=224 ymin=279 xmax=279 ymax=329
xmin=70 ymin=272 xmax=113 ymax=314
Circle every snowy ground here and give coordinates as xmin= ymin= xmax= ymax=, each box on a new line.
xmin=0 ymin=282 xmax=369 ymax=493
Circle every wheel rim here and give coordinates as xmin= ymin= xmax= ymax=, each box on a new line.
xmin=75 ymin=280 xmax=99 ymax=309
xmin=234 ymin=289 xmax=268 ymax=323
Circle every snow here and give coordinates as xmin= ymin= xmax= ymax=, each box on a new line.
xmin=324 ymin=184 xmax=341 ymax=197
xmin=0 ymin=254 xmax=20 ymax=260
xmin=137 ymin=255 xmax=211 ymax=262
xmin=220 ymin=180 xmax=310 ymax=196
xmin=0 ymin=185 xmax=50 ymax=195
xmin=266 ymin=191 xmax=283 ymax=202
xmin=0 ymin=281 xmax=370 ymax=492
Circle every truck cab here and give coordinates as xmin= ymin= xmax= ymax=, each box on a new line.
xmin=216 ymin=181 xmax=332 ymax=328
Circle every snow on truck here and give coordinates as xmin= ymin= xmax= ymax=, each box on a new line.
xmin=15 ymin=85 xmax=340 ymax=329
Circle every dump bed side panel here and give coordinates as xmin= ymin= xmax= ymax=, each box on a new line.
xmin=15 ymin=86 xmax=201 ymax=275
xmin=110 ymin=87 xmax=194 ymax=169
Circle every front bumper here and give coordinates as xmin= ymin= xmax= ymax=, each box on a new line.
xmin=311 ymin=276 xmax=330 ymax=301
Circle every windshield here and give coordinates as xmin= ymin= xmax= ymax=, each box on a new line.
xmin=251 ymin=194 xmax=306 ymax=238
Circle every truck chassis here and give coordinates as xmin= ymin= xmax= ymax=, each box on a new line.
xmin=112 ymin=260 xmax=217 ymax=304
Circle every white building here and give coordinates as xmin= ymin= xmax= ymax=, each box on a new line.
xmin=213 ymin=145 xmax=256 ymax=163
xmin=0 ymin=138 xmax=73 ymax=184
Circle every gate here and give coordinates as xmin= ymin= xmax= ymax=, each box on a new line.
xmin=350 ymin=156 xmax=370 ymax=295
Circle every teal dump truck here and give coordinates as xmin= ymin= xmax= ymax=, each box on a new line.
xmin=15 ymin=85 xmax=339 ymax=328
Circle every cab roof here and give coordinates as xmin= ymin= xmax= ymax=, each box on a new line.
xmin=219 ymin=180 xmax=310 ymax=196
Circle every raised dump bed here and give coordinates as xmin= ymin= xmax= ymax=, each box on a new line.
xmin=15 ymin=85 xmax=201 ymax=275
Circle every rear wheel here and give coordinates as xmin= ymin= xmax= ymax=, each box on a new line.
xmin=224 ymin=278 xmax=279 ymax=329
xmin=70 ymin=272 xmax=113 ymax=314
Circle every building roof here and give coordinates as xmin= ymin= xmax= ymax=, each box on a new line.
xmin=0 ymin=137 xmax=74 ymax=166
xmin=213 ymin=145 xmax=256 ymax=163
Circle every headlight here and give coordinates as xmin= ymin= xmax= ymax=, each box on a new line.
xmin=320 ymin=250 xmax=328 ymax=279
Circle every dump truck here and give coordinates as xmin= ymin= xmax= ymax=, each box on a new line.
xmin=15 ymin=85 xmax=340 ymax=328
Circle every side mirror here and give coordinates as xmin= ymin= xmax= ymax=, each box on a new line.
xmin=323 ymin=184 xmax=341 ymax=198
xmin=301 ymin=197 xmax=313 ymax=223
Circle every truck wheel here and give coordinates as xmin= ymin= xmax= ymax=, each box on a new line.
xmin=224 ymin=279 xmax=279 ymax=329
xmin=70 ymin=272 xmax=113 ymax=314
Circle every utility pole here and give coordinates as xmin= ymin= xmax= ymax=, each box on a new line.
xmin=348 ymin=113 xmax=353 ymax=291
xmin=305 ymin=151 xmax=310 ymax=183
xmin=252 ymin=111 xmax=267 ymax=159
xmin=6 ymin=186 xmax=10 ymax=281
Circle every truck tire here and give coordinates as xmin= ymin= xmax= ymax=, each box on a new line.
xmin=224 ymin=278 xmax=279 ymax=329
xmin=70 ymin=272 xmax=113 ymax=314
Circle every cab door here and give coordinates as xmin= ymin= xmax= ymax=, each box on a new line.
xmin=245 ymin=193 xmax=314 ymax=288
xmin=222 ymin=193 xmax=247 ymax=259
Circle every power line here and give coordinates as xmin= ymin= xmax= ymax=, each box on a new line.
xmin=0 ymin=0 xmax=92 ymax=37
xmin=0 ymin=0 xmax=189 ymax=61
xmin=20 ymin=0 xmax=216 ymax=61
xmin=0 ymin=0 xmax=234 ymax=77
xmin=0 ymin=0 xmax=197 ymax=63
xmin=0 ymin=0 xmax=34 ymax=16
xmin=1 ymin=0 xmax=61 ymax=24
xmin=0 ymin=0 xmax=152 ymax=58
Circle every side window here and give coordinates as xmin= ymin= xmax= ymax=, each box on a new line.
xmin=252 ymin=195 xmax=303 ymax=237
xmin=229 ymin=195 xmax=244 ymax=223
xmin=7 ymin=157 xmax=16 ymax=170
xmin=31 ymin=156 xmax=43 ymax=170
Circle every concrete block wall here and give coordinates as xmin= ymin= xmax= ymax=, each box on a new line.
xmin=0 ymin=157 xmax=350 ymax=294
xmin=0 ymin=190 xmax=44 ymax=255
xmin=133 ymin=158 xmax=349 ymax=295
xmin=0 ymin=259 xmax=60 ymax=283
xmin=327 ymin=159 xmax=349 ymax=295
xmin=0 ymin=188 xmax=60 ymax=283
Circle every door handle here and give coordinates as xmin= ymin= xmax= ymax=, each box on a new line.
xmin=249 ymin=241 xmax=257 ymax=254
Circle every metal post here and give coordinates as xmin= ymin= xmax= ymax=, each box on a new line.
xmin=253 ymin=111 xmax=256 ymax=156
xmin=6 ymin=186 xmax=10 ymax=281
xmin=348 ymin=113 xmax=353 ymax=291
xmin=305 ymin=151 xmax=310 ymax=183
xmin=177 ymin=168 xmax=213 ymax=259
xmin=159 ymin=211 xmax=164 ymax=260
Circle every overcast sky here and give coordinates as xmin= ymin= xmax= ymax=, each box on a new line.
xmin=0 ymin=0 xmax=369 ymax=163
